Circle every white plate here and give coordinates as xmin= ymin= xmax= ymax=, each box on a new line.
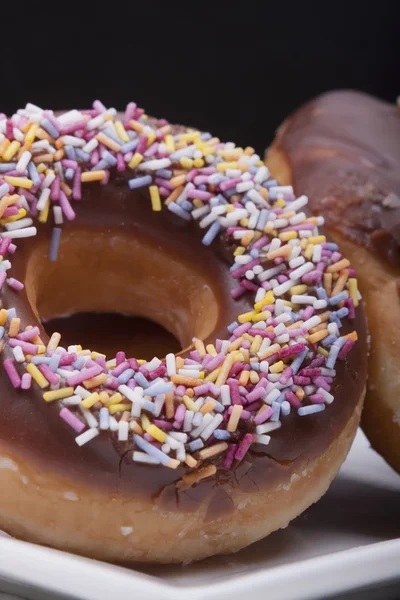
xmin=0 ymin=430 xmax=399 ymax=600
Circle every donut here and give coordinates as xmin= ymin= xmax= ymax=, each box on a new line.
xmin=0 ymin=100 xmax=367 ymax=564
xmin=266 ymin=90 xmax=400 ymax=473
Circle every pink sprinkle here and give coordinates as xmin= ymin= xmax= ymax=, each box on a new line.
xmin=128 ymin=358 xmax=140 ymax=371
xmin=280 ymin=343 xmax=306 ymax=359
xmin=223 ymin=444 xmax=238 ymax=469
xmin=2 ymin=207 xmax=19 ymax=217
xmin=190 ymin=350 xmax=201 ymax=363
xmin=7 ymin=277 xmax=24 ymax=292
xmin=344 ymin=298 xmax=356 ymax=319
xmin=153 ymin=419 xmax=173 ymax=430
xmin=60 ymin=407 xmax=85 ymax=433
xmin=285 ymin=391 xmax=302 ymax=409
xmin=254 ymin=406 xmax=273 ymax=425
xmin=0 ymin=237 xmax=11 ymax=256
xmin=231 ymin=259 xmax=260 ymax=279
xmin=234 ymin=433 xmax=254 ymax=462
xmin=8 ymin=338 xmax=38 ymax=355
xmin=187 ymin=188 xmax=212 ymax=201
xmin=309 ymin=394 xmax=325 ymax=404
xmin=39 ymin=364 xmax=59 ymax=385
xmin=338 ymin=338 xmax=355 ymax=359
xmin=293 ymin=375 xmax=310 ymax=385
xmin=0 ymin=271 xmax=6 ymax=290
xmin=136 ymin=135 xmax=148 ymax=155
xmin=116 ymin=351 xmax=126 ymax=365
xmin=193 ymin=382 xmax=211 ymax=396
xmin=240 ymin=280 xmax=259 ymax=292
xmin=279 ymin=367 xmax=294 ymax=385
xmin=59 ymin=191 xmax=76 ymax=221
xmin=232 ymin=322 xmax=251 ymax=337
xmin=241 ymin=339 xmax=251 ymax=349
xmin=72 ymin=167 xmax=82 ymax=200
xmin=116 ymin=153 xmax=126 ymax=172
xmin=105 ymin=376 xmax=120 ymax=390
xmin=246 ymin=400 xmax=262 ymax=412
xmin=228 ymin=379 xmax=242 ymax=405
xmin=111 ymin=361 xmax=130 ymax=377
xmin=246 ymin=386 xmax=266 ymax=403
xmin=309 ymin=355 xmax=325 ymax=369
xmin=66 ymin=364 xmax=103 ymax=387
xmin=123 ymin=102 xmax=137 ymax=126
xmin=313 ymin=376 xmax=331 ymax=391
xmin=205 ymin=353 xmax=226 ymax=372
xmin=59 ymin=353 xmax=77 ymax=367
xmin=175 ymin=385 xmax=186 ymax=397
xmin=21 ymin=373 xmax=32 ymax=390
xmin=3 ymin=359 xmax=21 ymax=388
xmin=230 ymin=286 xmax=246 ymax=299
xmin=174 ymin=404 xmax=186 ymax=423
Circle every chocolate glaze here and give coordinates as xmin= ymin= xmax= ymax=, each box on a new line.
xmin=0 ymin=134 xmax=367 ymax=517
xmin=270 ymin=91 xmax=400 ymax=266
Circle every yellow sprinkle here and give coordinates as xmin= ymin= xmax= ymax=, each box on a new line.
xmin=250 ymin=335 xmax=263 ymax=353
xmin=4 ymin=176 xmax=33 ymax=190
xmin=238 ymin=311 xmax=256 ymax=324
xmin=180 ymin=157 xmax=193 ymax=169
xmin=238 ymin=369 xmax=250 ymax=387
xmin=26 ymin=363 xmax=49 ymax=389
xmin=252 ymin=311 xmax=270 ymax=322
xmin=204 ymin=367 xmax=221 ymax=383
xmin=1 ymin=208 xmax=27 ymax=225
xmin=229 ymin=337 xmax=244 ymax=351
xmin=258 ymin=343 xmax=281 ymax=361
xmin=114 ymin=121 xmax=130 ymax=143
xmin=170 ymin=174 xmax=186 ymax=187
xmin=37 ymin=344 xmax=46 ymax=355
xmin=129 ymin=119 xmax=144 ymax=133
xmin=3 ymin=140 xmax=21 ymax=161
xmin=279 ymin=230 xmax=297 ymax=241
xmin=137 ymin=359 xmax=146 ymax=365
xmin=290 ymin=285 xmax=308 ymax=295
xmin=198 ymin=442 xmax=228 ymax=460
xmin=215 ymin=353 xmax=235 ymax=387
xmin=83 ymin=373 xmax=108 ymax=389
xmin=81 ymin=392 xmax=100 ymax=409
xmin=81 ymin=170 xmax=106 ymax=182
xmin=95 ymin=131 xmax=121 ymax=153
xmin=185 ymin=454 xmax=198 ymax=468
xmin=109 ymin=403 xmax=132 ymax=415
xmin=128 ymin=152 xmax=144 ymax=169
xmin=43 ymin=387 xmax=74 ymax=402
xmin=165 ymin=135 xmax=175 ymax=153
xmin=193 ymin=158 xmax=204 ymax=168
xmin=269 ymin=361 xmax=284 ymax=373
xmin=267 ymin=245 xmax=292 ymax=260
xmin=38 ymin=198 xmax=50 ymax=223
xmin=147 ymin=424 xmax=167 ymax=443
xmin=8 ymin=318 xmax=20 ymax=338
xmin=149 ymin=185 xmax=162 ymax=211
xmin=348 ymin=278 xmax=359 ymax=307
xmin=205 ymin=343 xmax=217 ymax=356
xmin=234 ymin=246 xmax=245 ymax=256
xmin=104 ymin=393 xmax=123 ymax=407
xmin=194 ymin=338 xmax=206 ymax=358
xmin=249 ymin=370 xmax=260 ymax=384
xmin=47 ymin=331 xmax=61 ymax=352
xmin=308 ymin=236 xmax=326 ymax=245
xmin=305 ymin=244 xmax=314 ymax=260
xmin=227 ymin=405 xmax=243 ymax=432
xmin=273 ymin=198 xmax=286 ymax=209
xmin=91 ymin=351 xmax=106 ymax=360
xmin=183 ymin=394 xmax=199 ymax=412
xmin=25 ymin=123 xmax=39 ymax=143
xmin=254 ymin=291 xmax=275 ymax=311
xmin=178 ymin=131 xmax=200 ymax=142
xmin=0 ymin=309 xmax=8 ymax=326
xmin=318 ymin=347 xmax=329 ymax=357
xmin=216 ymin=161 xmax=238 ymax=172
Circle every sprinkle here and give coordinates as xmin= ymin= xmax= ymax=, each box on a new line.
xmin=43 ymin=387 xmax=74 ymax=402
xmin=49 ymin=228 xmax=62 ymax=261
xmin=149 ymin=185 xmax=162 ymax=211
xmin=26 ymin=363 xmax=49 ymax=388
xmin=75 ymin=428 xmax=99 ymax=446
xmin=60 ymin=407 xmax=85 ymax=432
xmin=227 ymin=404 xmax=243 ymax=432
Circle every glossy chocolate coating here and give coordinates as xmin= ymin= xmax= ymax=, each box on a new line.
xmin=0 ymin=141 xmax=367 ymax=515
xmin=270 ymin=91 xmax=400 ymax=266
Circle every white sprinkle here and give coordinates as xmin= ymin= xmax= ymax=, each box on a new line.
xmin=255 ymin=434 xmax=271 ymax=445
xmin=58 ymin=110 xmax=83 ymax=125
xmin=291 ymin=295 xmax=315 ymax=305
xmin=289 ymin=256 xmax=305 ymax=269
xmin=220 ymin=384 xmax=231 ymax=406
xmin=257 ymin=265 xmax=285 ymax=282
xmin=109 ymin=416 xmax=119 ymax=432
xmin=133 ymin=451 xmax=160 ymax=465
xmin=256 ymin=420 xmax=282 ymax=435
xmin=12 ymin=346 xmax=25 ymax=363
xmin=74 ymin=385 xmax=91 ymax=399
xmin=312 ymin=245 xmax=322 ymax=263
xmin=60 ymin=135 xmax=85 ymax=147
xmin=264 ymin=388 xmax=280 ymax=405
xmin=302 ymin=316 xmax=322 ymax=331
xmin=145 ymin=357 xmax=161 ymax=372
xmin=61 ymin=395 xmax=82 ymax=406
xmin=289 ymin=261 xmax=314 ymax=281
xmin=317 ymin=388 xmax=334 ymax=404
xmin=99 ymin=407 xmax=109 ymax=430
xmin=273 ymin=279 xmax=293 ymax=296
xmin=254 ymin=165 xmax=270 ymax=184
xmin=118 ymin=420 xmax=129 ymax=441
xmin=16 ymin=150 xmax=32 ymax=173
xmin=37 ymin=188 xmax=51 ymax=211
xmin=288 ymin=195 xmax=308 ymax=212
xmin=53 ymin=206 xmax=63 ymax=225
xmin=289 ymin=212 xmax=307 ymax=225
xmin=0 ymin=227 xmax=37 ymax=239
xmin=313 ymin=299 xmax=328 ymax=310
xmin=79 ymin=407 xmax=98 ymax=428
xmin=166 ymin=353 xmax=176 ymax=377
xmin=236 ymin=181 xmax=254 ymax=193
xmin=41 ymin=171 xmax=56 ymax=189
xmin=169 ymin=432 xmax=188 ymax=443
xmin=138 ymin=158 xmax=171 ymax=171
xmin=121 ymin=526 xmax=133 ymax=536
xmin=5 ymin=218 xmax=33 ymax=231
xmin=75 ymin=428 xmax=99 ymax=446
xmin=200 ymin=414 xmax=223 ymax=441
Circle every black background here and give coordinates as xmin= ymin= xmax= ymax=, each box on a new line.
xmin=1 ymin=2 xmax=399 ymax=153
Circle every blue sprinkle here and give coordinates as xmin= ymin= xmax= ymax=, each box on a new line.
xmin=40 ymin=119 xmax=59 ymax=138
xmin=134 ymin=372 xmax=149 ymax=388
xmin=200 ymin=132 xmax=212 ymax=141
xmin=117 ymin=368 xmax=135 ymax=384
xmin=326 ymin=345 xmax=340 ymax=369
xmin=281 ymin=401 xmax=291 ymax=416
xmin=142 ymin=400 xmax=156 ymax=413
xmin=213 ymin=400 xmax=225 ymax=413
xmin=7 ymin=308 xmax=16 ymax=321
xmin=325 ymin=243 xmax=339 ymax=251
xmin=192 ymin=413 xmax=203 ymax=427
xmin=270 ymin=402 xmax=281 ymax=421
xmin=28 ymin=162 xmax=41 ymax=186
xmin=168 ymin=202 xmax=191 ymax=221
xmin=202 ymin=221 xmax=221 ymax=246
xmin=0 ymin=183 xmax=10 ymax=198
xmin=49 ymin=353 xmax=61 ymax=372
xmin=256 ymin=209 xmax=269 ymax=231
xmin=91 ymin=159 xmax=108 ymax=171
xmin=30 ymin=356 xmax=52 ymax=365
xmin=103 ymin=151 xmax=117 ymax=167
xmin=227 ymin=321 xmax=238 ymax=333
xmin=230 ymin=263 xmax=242 ymax=272
xmin=317 ymin=287 xmax=328 ymax=301
xmin=224 ymin=188 xmax=238 ymax=198
xmin=250 ymin=362 xmax=260 ymax=371
xmin=127 ymin=130 xmax=137 ymax=140
xmin=250 ymin=248 xmax=259 ymax=258
xmin=72 ymin=357 xmax=85 ymax=370
xmin=134 ymin=435 xmax=169 ymax=465
xmin=64 ymin=145 xmax=76 ymax=161
xmin=263 ymin=179 xmax=278 ymax=189
xmin=180 ymin=199 xmax=194 ymax=212
xmin=145 ymin=382 xmax=174 ymax=397
xmin=336 ymin=307 xmax=349 ymax=319
xmin=214 ymin=430 xmax=231 ymax=440
xmin=120 ymin=139 xmax=139 ymax=154
xmin=0 ymin=327 xmax=4 ymax=340
xmin=49 ymin=227 xmax=62 ymax=262
xmin=329 ymin=291 xmax=349 ymax=306
xmin=0 ymin=164 xmax=17 ymax=173
xmin=291 ymin=349 xmax=308 ymax=374
xmin=128 ymin=175 xmax=152 ymax=189
xmin=155 ymin=169 xmax=172 ymax=179
xmin=75 ymin=149 xmax=91 ymax=162
xmin=298 ymin=404 xmax=325 ymax=416
xmin=321 ymin=334 xmax=337 ymax=347
xmin=65 ymin=168 xmax=74 ymax=180
xmin=189 ymin=439 xmax=204 ymax=452
xmin=102 ymin=128 xmax=123 ymax=145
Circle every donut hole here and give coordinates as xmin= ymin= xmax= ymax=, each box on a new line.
xmin=24 ymin=227 xmax=220 ymax=358
xmin=41 ymin=313 xmax=181 ymax=361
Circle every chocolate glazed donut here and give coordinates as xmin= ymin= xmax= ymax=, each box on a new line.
xmin=0 ymin=102 xmax=366 ymax=563
xmin=266 ymin=90 xmax=400 ymax=473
